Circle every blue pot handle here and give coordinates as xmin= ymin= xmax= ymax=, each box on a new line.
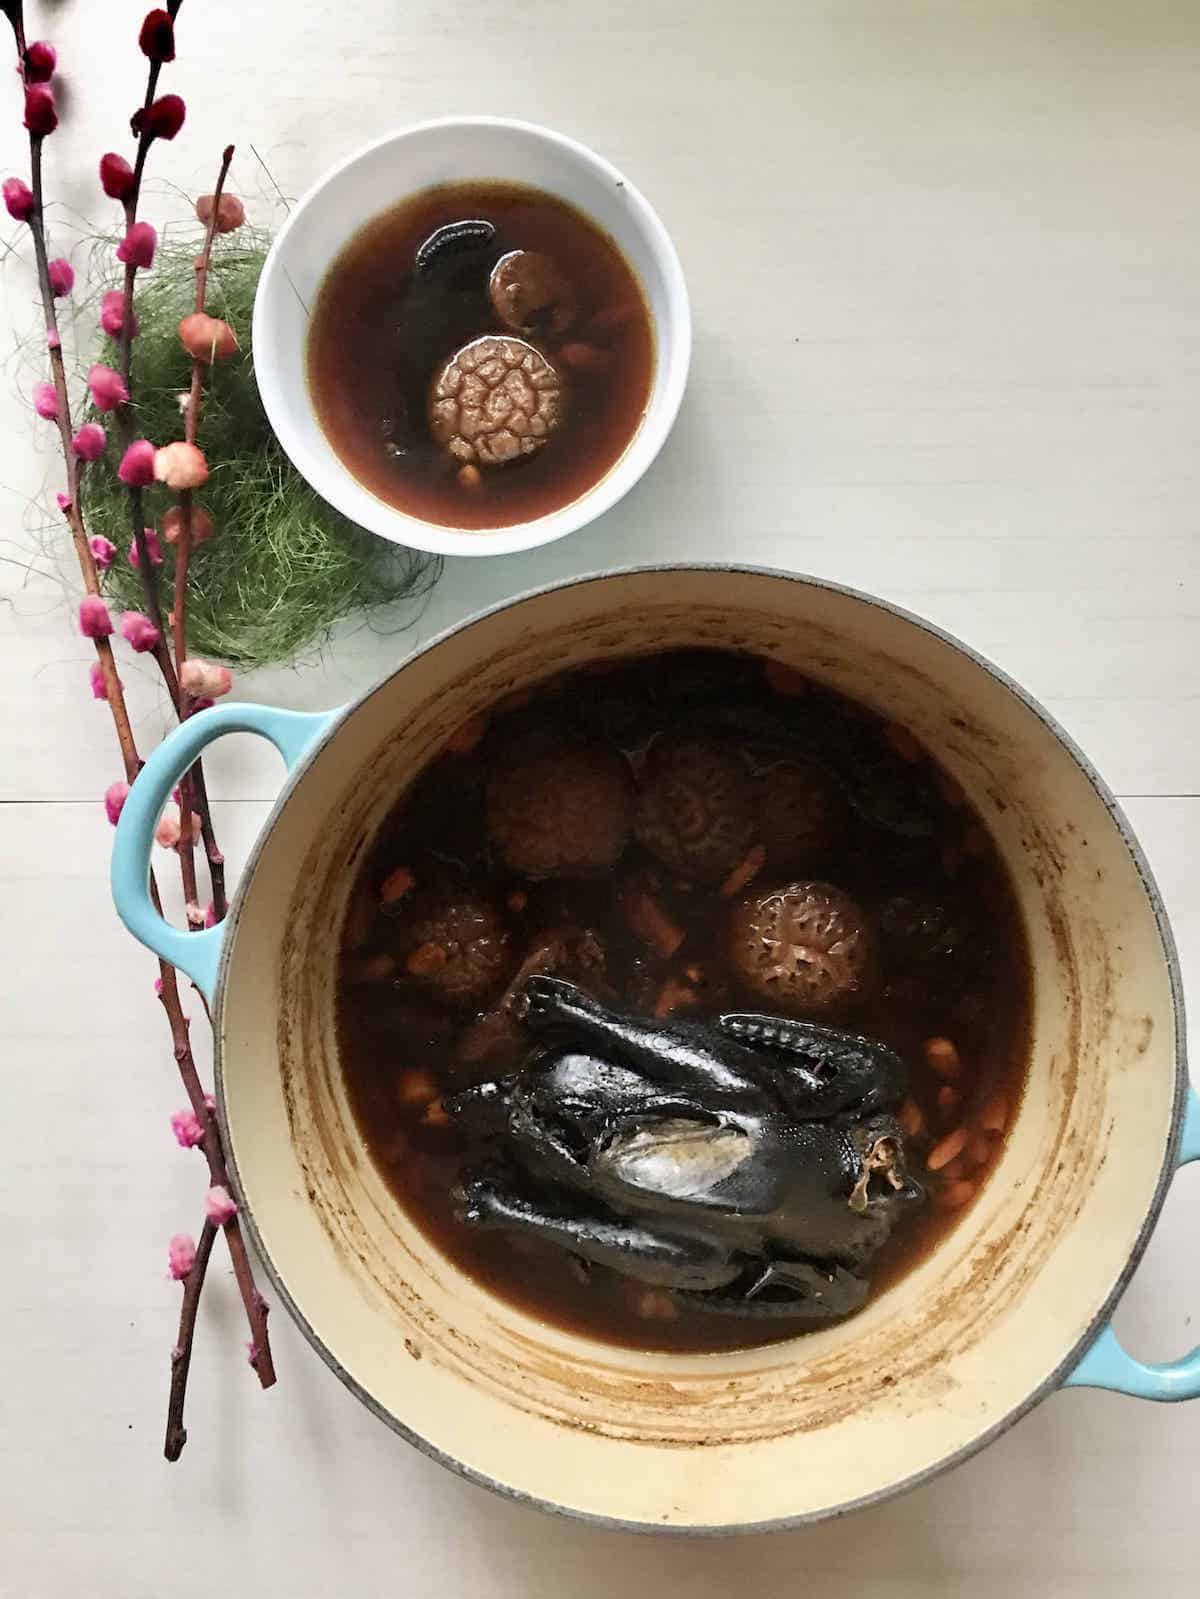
xmin=111 ymin=702 xmax=339 ymax=1005
xmin=1063 ymin=1085 xmax=1200 ymax=1400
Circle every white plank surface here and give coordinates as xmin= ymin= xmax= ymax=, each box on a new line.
xmin=2 ymin=1 xmax=1198 ymax=1593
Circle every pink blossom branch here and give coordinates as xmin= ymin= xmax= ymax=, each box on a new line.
xmin=2 ymin=0 xmax=275 ymax=1456
xmin=171 ymin=143 xmax=234 ymax=926
xmin=103 ymin=2 xmax=210 ymax=926
xmin=25 ymin=137 xmax=140 ymax=777
xmin=154 ymin=937 xmax=275 ymax=1397
xmin=164 ymin=1215 xmax=217 ymax=1461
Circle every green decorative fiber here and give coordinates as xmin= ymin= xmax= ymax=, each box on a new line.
xmin=90 ymin=229 xmax=440 ymax=670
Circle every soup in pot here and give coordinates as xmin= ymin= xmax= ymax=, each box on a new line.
xmin=337 ymin=650 xmax=1031 ymax=1352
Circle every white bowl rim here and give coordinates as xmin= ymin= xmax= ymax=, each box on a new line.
xmin=252 ymin=115 xmax=692 ymax=558
xmin=212 ymin=562 xmax=1189 ymax=1536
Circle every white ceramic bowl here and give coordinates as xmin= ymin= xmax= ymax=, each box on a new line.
xmin=252 ymin=118 xmax=691 ymax=558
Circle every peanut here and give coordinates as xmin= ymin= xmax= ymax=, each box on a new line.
xmin=560 ymin=341 xmax=612 ymax=374
xmin=719 ymin=844 xmax=767 ymax=898
xmin=898 ymin=1096 xmax=927 ymax=1139
xmin=927 ymin=1126 xmax=969 ymax=1171
xmin=406 ymin=941 xmax=448 ymax=977
xmin=380 ymin=866 xmax=416 ymax=904
xmin=980 ymin=1093 xmax=1009 ymax=1135
xmin=967 ymin=1132 xmax=993 ymax=1168
xmin=397 ymin=1068 xmax=437 ymax=1107
xmin=923 ymin=1037 xmax=962 ymax=1078
xmin=635 ymin=1289 xmax=679 ymax=1322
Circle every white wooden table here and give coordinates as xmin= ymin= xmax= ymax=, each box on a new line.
xmin=3 ymin=1 xmax=1199 ymax=1593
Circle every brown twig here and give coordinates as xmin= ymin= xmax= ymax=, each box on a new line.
xmin=172 ymin=142 xmax=234 ymax=927
xmin=164 ymin=1216 xmax=217 ymax=1461
xmin=105 ymin=0 xmax=225 ymax=929
xmin=4 ymin=0 xmax=275 ymax=1456
xmin=153 ymin=938 xmax=274 ymax=1392
xmin=26 ymin=136 xmax=140 ymax=780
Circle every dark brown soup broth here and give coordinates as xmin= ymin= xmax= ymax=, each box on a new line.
xmin=306 ymin=183 xmax=655 ymax=530
xmin=336 ymin=652 xmax=1032 ymax=1353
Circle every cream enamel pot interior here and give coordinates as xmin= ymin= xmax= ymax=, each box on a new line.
xmin=111 ymin=567 xmax=1200 ymax=1531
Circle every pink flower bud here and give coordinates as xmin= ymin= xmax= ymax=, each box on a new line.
xmin=72 ymin=422 xmax=107 ymax=461
xmin=168 ymin=1233 xmax=196 ymax=1280
xmin=118 ymin=439 xmax=156 ymax=486
xmin=24 ymin=83 xmax=57 ymax=137
xmin=129 ymin=528 xmax=163 ymax=568
xmin=180 ymin=658 xmax=233 ymax=699
xmin=3 ymin=177 xmax=34 ymax=222
xmin=116 ymin=221 xmax=156 ymax=270
xmin=100 ymin=289 xmax=138 ymax=338
xmin=170 ymin=1108 xmax=205 ymax=1148
xmin=55 ymin=491 xmax=71 ymax=513
xmin=47 ymin=257 xmax=73 ymax=297
xmin=46 ymin=327 xmax=60 ymax=350
xmin=154 ymin=807 xmax=201 ymax=849
xmin=89 ymin=661 xmax=113 ymax=700
xmin=154 ymin=977 xmax=163 ymax=997
xmin=154 ymin=441 xmax=208 ymax=490
xmin=205 ymin=1185 xmax=238 ymax=1226
xmin=79 ymin=594 xmax=113 ymax=639
xmin=133 ymin=93 xmax=185 ymax=142
xmin=120 ymin=609 xmax=160 ymax=653
xmin=155 ymin=810 xmax=180 ymax=848
xmin=25 ymin=40 xmax=57 ymax=82
xmin=196 ymin=192 xmax=246 ymax=234
xmin=88 ymin=535 xmax=116 ymax=570
xmin=104 ymin=780 xmax=129 ymax=825
xmin=139 ymin=9 xmax=176 ymax=62
xmin=99 ymin=152 xmax=135 ymax=201
xmin=87 ymin=363 xmax=128 ymax=413
xmin=32 ymin=381 xmax=58 ymax=420
xmin=163 ymin=505 xmax=214 ymax=544
xmin=204 ymin=902 xmax=217 ymax=928
xmin=178 ymin=311 xmax=238 ymax=363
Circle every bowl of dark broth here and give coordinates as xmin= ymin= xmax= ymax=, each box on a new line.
xmin=253 ymin=120 xmax=689 ymax=555
xmin=111 ymin=568 xmax=1194 ymax=1529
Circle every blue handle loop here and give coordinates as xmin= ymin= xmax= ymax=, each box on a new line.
xmin=111 ymin=702 xmax=338 ymax=1004
xmin=1064 ymin=1086 xmax=1200 ymax=1400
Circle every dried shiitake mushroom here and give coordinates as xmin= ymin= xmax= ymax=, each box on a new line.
xmin=486 ymin=737 xmax=632 ymax=879
xmin=429 ymin=335 xmax=564 ymax=467
xmin=729 ymin=880 xmax=874 ymax=1014
xmin=489 ymin=250 xmax=578 ymax=337
xmin=390 ymin=887 xmax=512 ymax=1008
xmin=635 ymin=734 xmax=756 ymax=883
